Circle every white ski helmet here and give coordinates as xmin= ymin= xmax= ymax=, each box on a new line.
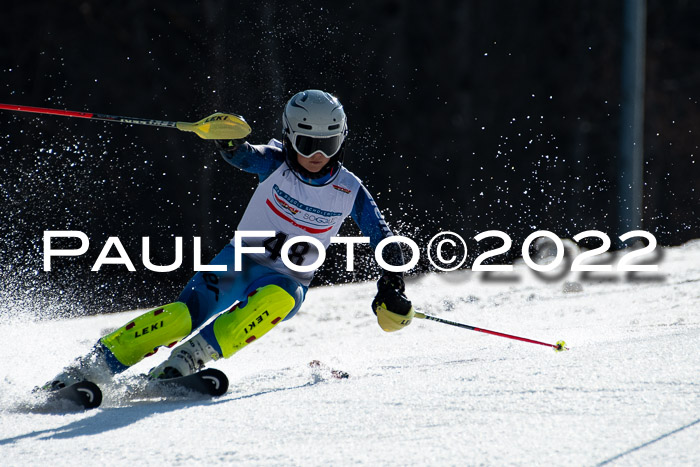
xmin=282 ymin=90 xmax=348 ymax=181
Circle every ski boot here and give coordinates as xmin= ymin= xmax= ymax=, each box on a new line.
xmin=40 ymin=343 xmax=115 ymax=391
xmin=149 ymin=334 xmax=221 ymax=380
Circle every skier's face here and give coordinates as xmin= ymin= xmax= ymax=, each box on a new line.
xmin=296 ymin=151 xmax=329 ymax=173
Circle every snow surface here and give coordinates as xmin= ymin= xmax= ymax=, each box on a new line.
xmin=1 ymin=242 xmax=699 ymax=466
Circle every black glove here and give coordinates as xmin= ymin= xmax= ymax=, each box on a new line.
xmin=372 ymin=273 xmax=414 ymax=332
xmin=372 ymin=273 xmax=412 ymax=316
xmin=214 ymin=139 xmax=245 ymax=151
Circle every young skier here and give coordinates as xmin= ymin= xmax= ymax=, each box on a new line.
xmin=43 ymin=89 xmax=414 ymax=389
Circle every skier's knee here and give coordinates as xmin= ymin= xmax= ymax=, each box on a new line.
xmin=248 ymin=276 xmax=305 ymax=321
xmin=100 ymin=302 xmax=193 ymax=367
xmin=212 ymin=284 xmax=296 ymax=358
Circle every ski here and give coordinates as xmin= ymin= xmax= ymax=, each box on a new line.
xmin=150 ymin=368 xmax=229 ymax=398
xmin=44 ymin=381 xmax=103 ymax=411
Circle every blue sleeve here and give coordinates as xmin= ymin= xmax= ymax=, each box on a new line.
xmin=351 ymin=184 xmax=404 ymax=267
xmin=219 ymin=142 xmax=285 ymax=182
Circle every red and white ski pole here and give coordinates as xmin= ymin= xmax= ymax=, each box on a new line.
xmin=414 ymin=311 xmax=569 ymax=351
xmin=0 ymin=103 xmax=251 ymax=140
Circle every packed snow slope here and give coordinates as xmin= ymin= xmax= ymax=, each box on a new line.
xmin=1 ymin=241 xmax=699 ymax=466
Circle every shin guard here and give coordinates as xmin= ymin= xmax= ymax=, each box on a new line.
xmin=100 ymin=302 xmax=193 ymax=367
xmin=213 ymin=285 xmax=295 ymax=358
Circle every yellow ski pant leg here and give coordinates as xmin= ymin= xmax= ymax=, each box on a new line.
xmin=213 ymin=285 xmax=295 ymax=359
xmin=100 ymin=302 xmax=193 ymax=366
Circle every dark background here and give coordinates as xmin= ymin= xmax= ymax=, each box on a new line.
xmin=1 ymin=0 xmax=698 ymax=317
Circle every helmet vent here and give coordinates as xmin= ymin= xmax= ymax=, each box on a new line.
xmin=298 ymin=123 xmax=312 ymax=130
xmin=328 ymin=124 xmax=340 ymax=130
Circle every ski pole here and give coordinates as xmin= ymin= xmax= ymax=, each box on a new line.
xmin=0 ymin=103 xmax=251 ymax=140
xmin=414 ymin=311 xmax=569 ymax=351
